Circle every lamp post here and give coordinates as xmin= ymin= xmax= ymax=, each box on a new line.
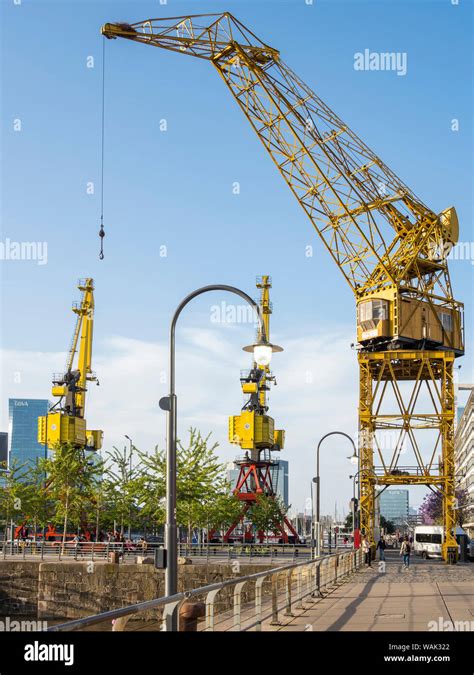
xmin=125 ymin=435 xmax=133 ymax=540
xmin=312 ymin=431 xmax=357 ymax=558
xmin=349 ymin=470 xmax=361 ymax=548
xmin=159 ymin=284 xmax=277 ymax=631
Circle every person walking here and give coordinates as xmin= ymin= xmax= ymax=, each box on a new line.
xmin=361 ymin=535 xmax=372 ymax=567
xmin=376 ymin=535 xmax=386 ymax=561
xmin=400 ymin=536 xmax=411 ymax=568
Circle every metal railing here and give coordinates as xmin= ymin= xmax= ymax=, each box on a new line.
xmin=1 ymin=540 xmax=153 ymax=562
xmin=47 ymin=549 xmax=361 ymax=632
xmin=1 ymin=540 xmax=352 ymax=562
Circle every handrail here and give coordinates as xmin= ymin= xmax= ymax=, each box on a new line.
xmin=47 ymin=550 xmax=360 ymax=632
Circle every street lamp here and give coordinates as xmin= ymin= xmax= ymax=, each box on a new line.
xmin=312 ymin=431 xmax=358 ymax=558
xmin=159 ymin=284 xmax=272 ymax=631
xmin=349 ymin=470 xmax=361 ymax=548
xmin=124 ymin=435 xmax=133 ymax=540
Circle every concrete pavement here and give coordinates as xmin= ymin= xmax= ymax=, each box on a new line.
xmin=266 ymin=550 xmax=474 ymax=632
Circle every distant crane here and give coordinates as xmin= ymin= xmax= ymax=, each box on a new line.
xmin=102 ymin=14 xmax=464 ymax=562
xmin=226 ymin=275 xmax=298 ymax=543
xmin=38 ymin=278 xmax=103 ymax=451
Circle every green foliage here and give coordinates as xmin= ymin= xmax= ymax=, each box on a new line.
xmin=0 ymin=460 xmax=31 ymax=537
xmin=247 ymin=493 xmax=288 ymax=541
xmin=41 ymin=442 xmax=103 ymax=547
xmin=0 ymin=428 xmax=241 ymax=542
xmin=136 ymin=429 xmax=236 ymax=539
xmin=380 ymin=515 xmax=396 ymax=534
xmin=103 ymin=445 xmax=141 ymax=536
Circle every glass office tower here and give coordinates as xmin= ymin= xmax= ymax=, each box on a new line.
xmin=8 ymin=398 xmax=50 ymax=469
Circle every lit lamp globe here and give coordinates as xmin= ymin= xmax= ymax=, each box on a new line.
xmin=349 ymin=453 xmax=358 ymax=466
xmin=243 ymin=340 xmax=283 ymax=367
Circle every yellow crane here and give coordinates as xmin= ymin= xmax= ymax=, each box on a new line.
xmin=101 ymin=14 xmax=464 ymax=561
xmin=226 ymin=275 xmax=295 ymax=542
xmin=229 ymin=275 xmax=284 ymax=457
xmin=38 ymin=278 xmax=103 ymax=451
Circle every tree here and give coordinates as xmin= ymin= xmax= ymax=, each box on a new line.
xmin=135 ymin=429 xmax=235 ymax=542
xmin=42 ymin=443 xmax=102 ymax=549
xmin=380 ymin=516 xmax=396 ymax=534
xmin=202 ymin=489 xmax=242 ymax=541
xmin=247 ymin=494 xmax=288 ymax=542
xmin=420 ymin=487 xmax=469 ymax=527
xmin=0 ymin=459 xmax=31 ymax=541
xmin=21 ymin=460 xmax=54 ymax=539
xmin=104 ymin=445 xmax=140 ymax=537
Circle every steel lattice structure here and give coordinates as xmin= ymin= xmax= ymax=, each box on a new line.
xmin=102 ymin=13 xmax=464 ymax=561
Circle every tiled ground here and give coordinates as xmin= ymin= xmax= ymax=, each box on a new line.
xmin=264 ymin=552 xmax=474 ymax=632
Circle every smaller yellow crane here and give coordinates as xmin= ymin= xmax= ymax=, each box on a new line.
xmin=225 ymin=276 xmax=298 ymax=543
xmin=38 ymin=278 xmax=103 ymax=451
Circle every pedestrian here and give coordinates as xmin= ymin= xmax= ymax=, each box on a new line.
xmin=376 ymin=535 xmax=386 ymax=561
xmin=400 ymin=536 xmax=411 ymax=568
xmin=361 ymin=535 xmax=372 ymax=567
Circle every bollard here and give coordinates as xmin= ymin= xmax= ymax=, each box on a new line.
xmin=109 ymin=551 xmax=120 ymax=564
xmin=179 ymin=601 xmax=206 ymax=632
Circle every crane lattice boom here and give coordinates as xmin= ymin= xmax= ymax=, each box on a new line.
xmin=102 ymin=13 xmax=460 ymax=313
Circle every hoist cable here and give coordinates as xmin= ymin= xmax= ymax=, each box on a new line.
xmin=99 ymin=38 xmax=106 ymax=260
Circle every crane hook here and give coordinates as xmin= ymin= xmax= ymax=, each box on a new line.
xmin=99 ymin=221 xmax=105 ymax=260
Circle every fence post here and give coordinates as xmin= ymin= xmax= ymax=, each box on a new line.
xmin=270 ymin=574 xmax=281 ymax=625
xmin=233 ymin=581 xmax=247 ymax=631
xmin=284 ymin=569 xmax=294 ymax=617
xmin=161 ymin=599 xmax=182 ymax=632
xmin=295 ymin=568 xmax=303 ymax=609
xmin=255 ymin=576 xmax=266 ymax=632
xmin=205 ymin=589 xmax=221 ymax=632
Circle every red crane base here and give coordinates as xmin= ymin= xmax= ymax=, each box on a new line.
xmin=223 ymin=460 xmax=299 ymax=544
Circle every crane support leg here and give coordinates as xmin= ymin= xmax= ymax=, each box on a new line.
xmin=441 ymin=358 xmax=457 ymax=563
xmin=358 ymin=350 xmax=457 ymax=563
xmin=359 ymin=357 xmax=376 ymax=554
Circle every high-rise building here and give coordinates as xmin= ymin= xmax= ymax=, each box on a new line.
xmin=455 ymin=389 xmax=474 ymax=537
xmin=274 ymin=459 xmax=289 ymax=508
xmin=8 ymin=399 xmax=50 ymax=470
xmin=379 ymin=489 xmax=409 ymax=525
xmin=0 ymin=432 xmax=8 ymax=469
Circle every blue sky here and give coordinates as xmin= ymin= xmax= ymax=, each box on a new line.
xmin=1 ymin=0 xmax=472 ymax=514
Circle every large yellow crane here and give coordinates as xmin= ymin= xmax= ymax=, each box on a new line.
xmin=38 ymin=278 xmax=103 ymax=451
xmin=102 ymin=13 xmax=464 ymax=561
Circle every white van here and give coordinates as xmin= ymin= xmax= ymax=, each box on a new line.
xmin=414 ymin=525 xmax=443 ymax=559
xmin=414 ymin=525 xmax=467 ymax=559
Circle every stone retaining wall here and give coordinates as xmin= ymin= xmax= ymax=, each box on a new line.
xmin=0 ymin=561 xmax=275 ymax=620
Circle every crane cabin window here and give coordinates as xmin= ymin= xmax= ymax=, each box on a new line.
xmin=439 ymin=311 xmax=453 ymax=332
xmin=358 ymin=299 xmax=388 ymax=323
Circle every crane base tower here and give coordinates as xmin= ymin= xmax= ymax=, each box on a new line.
xmin=359 ymin=349 xmax=457 ymax=562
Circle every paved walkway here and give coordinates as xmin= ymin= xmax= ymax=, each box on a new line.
xmin=267 ymin=551 xmax=474 ymax=632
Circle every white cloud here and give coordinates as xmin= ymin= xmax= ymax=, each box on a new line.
xmin=0 ymin=324 xmax=430 ymax=515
